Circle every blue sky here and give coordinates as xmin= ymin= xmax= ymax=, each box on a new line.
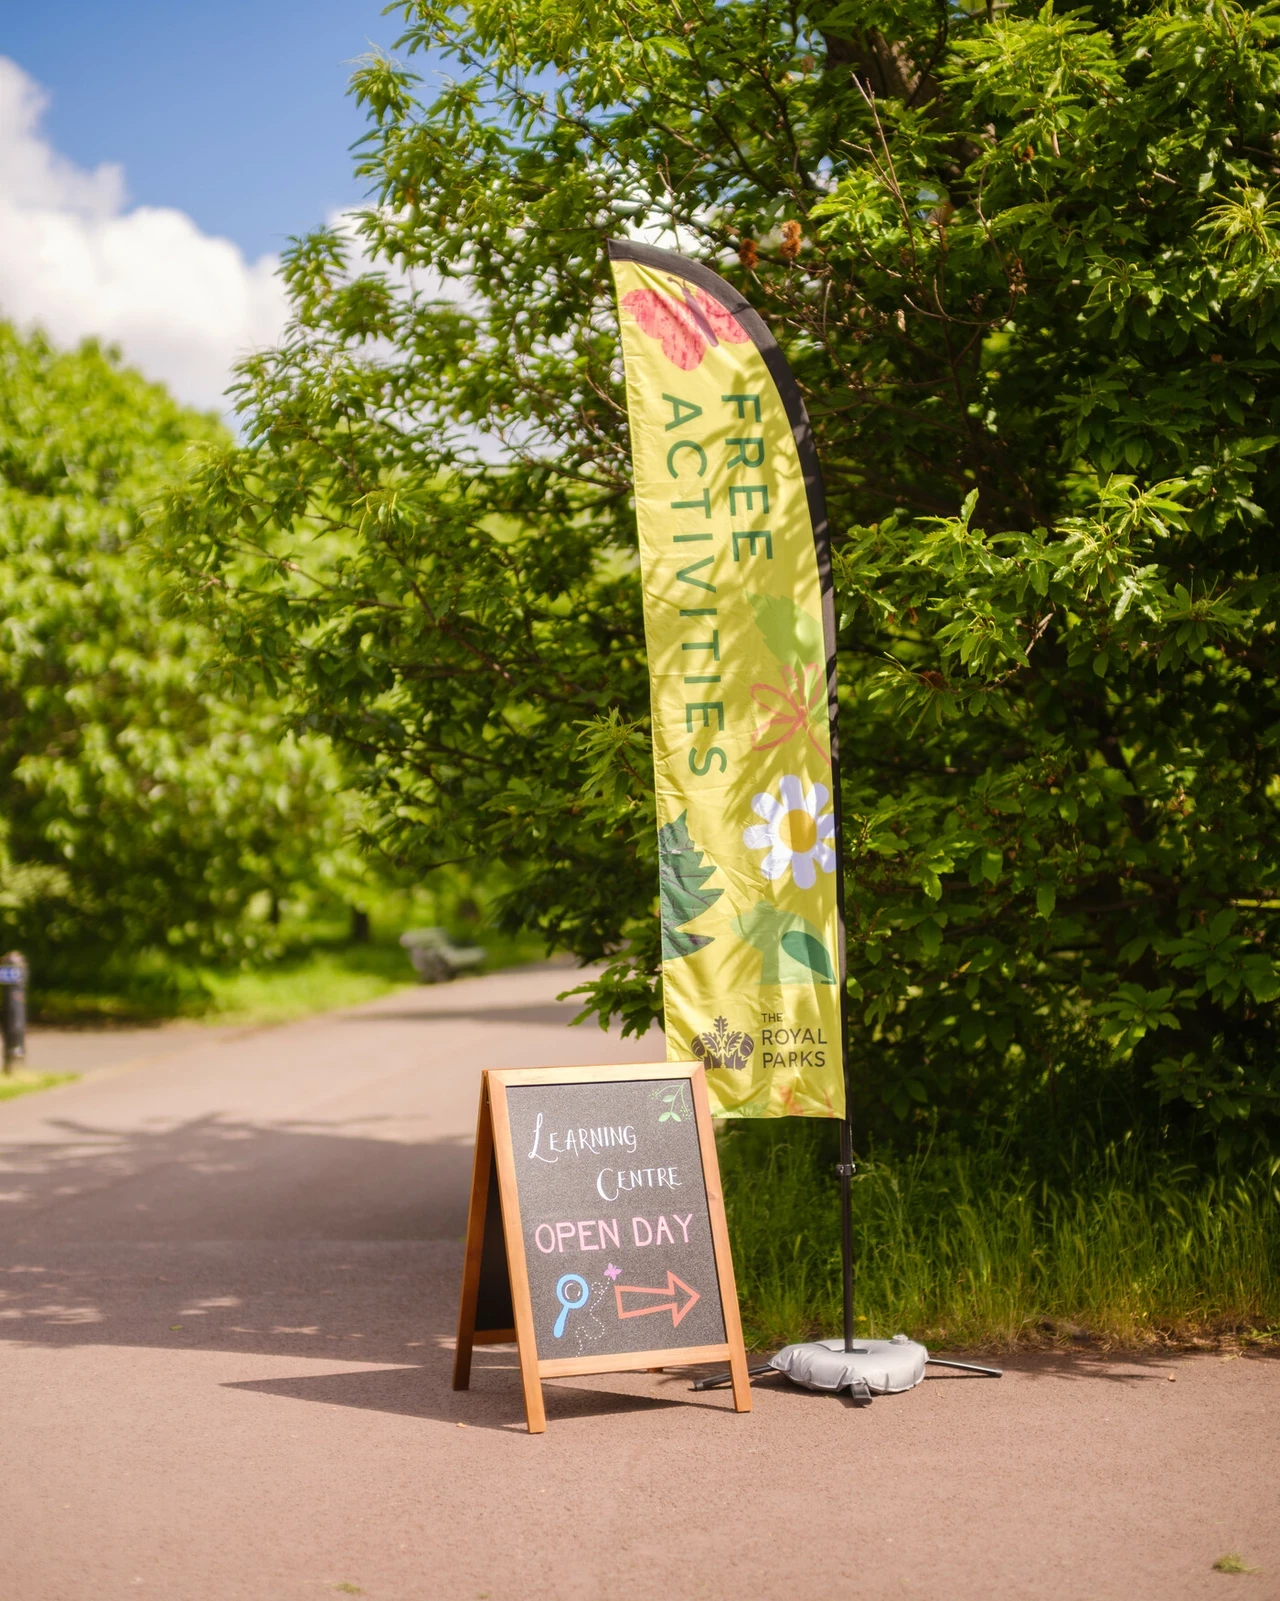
xmin=0 ymin=3 xmax=455 ymax=411
xmin=4 ymin=0 xmax=411 ymax=260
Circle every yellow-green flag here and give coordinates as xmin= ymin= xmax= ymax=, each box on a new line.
xmin=609 ymin=240 xmax=846 ymax=1120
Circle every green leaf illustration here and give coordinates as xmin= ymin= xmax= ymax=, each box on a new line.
xmin=658 ymin=812 xmax=722 ymax=960
xmin=653 ymin=1081 xmax=691 ymax=1120
xmin=748 ymin=592 xmax=825 ymax=670
xmin=733 ymin=902 xmax=837 ymax=986
xmin=780 ymin=930 xmax=837 ymax=983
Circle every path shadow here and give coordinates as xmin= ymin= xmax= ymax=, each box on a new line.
xmin=0 ymin=1108 xmax=479 ymax=1366
xmin=0 ymin=1111 xmax=475 ymax=1243
xmin=924 ymin=1348 xmax=1273 ymax=1382
xmin=223 ymin=1366 xmax=687 ymax=1431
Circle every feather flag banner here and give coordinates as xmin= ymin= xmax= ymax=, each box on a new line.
xmin=609 ymin=240 xmax=846 ymax=1119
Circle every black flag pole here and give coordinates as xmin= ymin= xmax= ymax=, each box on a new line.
xmin=831 ymin=616 xmax=856 ymax=1355
xmin=838 ymin=1101 xmax=856 ymax=1350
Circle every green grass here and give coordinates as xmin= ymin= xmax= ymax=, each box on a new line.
xmin=194 ymin=941 xmax=417 ymax=1025
xmin=720 ymin=1122 xmax=1280 ymax=1351
xmin=0 ymin=1070 xmax=79 ymax=1102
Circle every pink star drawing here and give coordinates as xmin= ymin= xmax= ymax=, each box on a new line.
xmin=604 ymin=1263 xmax=621 ymax=1281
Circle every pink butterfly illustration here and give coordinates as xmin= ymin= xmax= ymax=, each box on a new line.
xmin=750 ymin=664 xmax=832 ymax=768
xmin=621 ymin=281 xmax=751 ymax=370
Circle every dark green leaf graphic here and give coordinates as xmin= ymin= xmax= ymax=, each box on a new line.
xmin=780 ymin=930 xmax=837 ymax=983
xmin=658 ymin=811 xmax=722 ymax=959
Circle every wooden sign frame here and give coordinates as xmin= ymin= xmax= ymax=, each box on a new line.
xmin=453 ymin=1062 xmax=752 ymax=1433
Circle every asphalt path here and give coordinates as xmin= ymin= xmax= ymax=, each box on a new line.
xmin=0 ymin=964 xmax=1276 ymax=1601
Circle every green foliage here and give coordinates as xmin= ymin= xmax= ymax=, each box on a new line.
xmin=657 ymin=811 xmax=722 ymax=957
xmin=159 ymin=0 xmax=1280 ymax=1155
xmin=0 ymin=322 xmax=367 ymax=977
xmin=812 ymin=1 xmax=1280 ymax=1158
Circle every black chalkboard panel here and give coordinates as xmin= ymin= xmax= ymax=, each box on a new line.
xmin=504 ymin=1078 xmax=727 ymax=1360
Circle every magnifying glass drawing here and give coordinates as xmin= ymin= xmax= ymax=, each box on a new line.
xmin=553 ymin=1273 xmax=590 ymax=1338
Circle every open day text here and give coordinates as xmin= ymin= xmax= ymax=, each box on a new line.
xmin=526 ymin=1109 xmax=698 ymax=1257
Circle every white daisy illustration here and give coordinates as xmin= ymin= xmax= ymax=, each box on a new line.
xmin=743 ymin=775 xmax=837 ymax=889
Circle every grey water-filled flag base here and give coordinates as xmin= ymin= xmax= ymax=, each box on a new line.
xmin=694 ymin=1337 xmax=1001 ymax=1406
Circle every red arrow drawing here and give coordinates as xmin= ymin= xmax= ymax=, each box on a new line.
xmin=614 ymin=1271 xmax=700 ymax=1328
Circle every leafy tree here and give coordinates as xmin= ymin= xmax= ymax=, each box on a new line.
xmin=161 ymin=0 xmax=1280 ymax=1153
xmin=0 ymin=322 xmax=364 ymax=980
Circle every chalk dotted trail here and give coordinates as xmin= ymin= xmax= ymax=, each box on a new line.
xmin=563 ymin=1280 xmax=610 ymax=1353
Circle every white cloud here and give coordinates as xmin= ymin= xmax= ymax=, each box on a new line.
xmin=0 ymin=56 xmax=290 ymax=415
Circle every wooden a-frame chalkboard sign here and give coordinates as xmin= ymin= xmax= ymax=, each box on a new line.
xmin=453 ymin=1062 xmax=751 ymax=1433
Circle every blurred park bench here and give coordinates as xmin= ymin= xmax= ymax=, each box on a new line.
xmin=398 ymin=927 xmax=485 ymax=985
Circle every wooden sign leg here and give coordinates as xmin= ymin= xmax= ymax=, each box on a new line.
xmin=688 ymin=1068 xmax=753 ymax=1414
xmin=453 ymin=1084 xmax=495 ymax=1391
xmin=518 ymin=1352 xmax=547 ymax=1434
xmin=485 ymin=1076 xmax=547 ymax=1435
xmin=727 ymin=1342 xmax=753 ymax=1413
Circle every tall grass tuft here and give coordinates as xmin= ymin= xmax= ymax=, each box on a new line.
xmin=719 ymin=1123 xmax=1280 ymax=1350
